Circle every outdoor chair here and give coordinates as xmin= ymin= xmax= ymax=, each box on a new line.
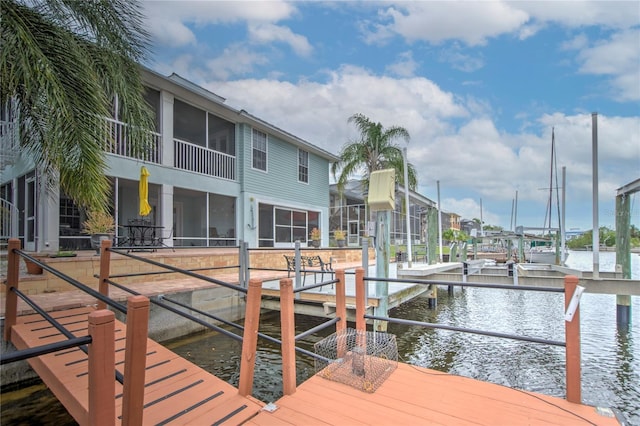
xmin=155 ymin=227 xmax=175 ymax=251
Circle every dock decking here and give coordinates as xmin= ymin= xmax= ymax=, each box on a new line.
xmin=248 ymin=362 xmax=620 ymax=425
xmin=9 ymin=306 xmax=263 ymax=425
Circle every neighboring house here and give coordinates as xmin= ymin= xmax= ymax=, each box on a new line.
xmin=460 ymin=219 xmax=481 ymax=236
xmin=0 ymin=68 xmax=339 ymax=251
xmin=442 ymin=211 xmax=461 ymax=232
xmin=329 ymin=180 xmax=437 ymax=246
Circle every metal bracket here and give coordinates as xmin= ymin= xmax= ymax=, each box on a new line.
xmin=564 ymin=285 xmax=585 ymax=322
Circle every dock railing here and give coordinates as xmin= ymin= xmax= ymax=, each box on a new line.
xmin=2 ymin=238 xmax=151 ymax=426
xmin=243 ymin=262 xmax=583 ymax=403
xmin=356 ymin=268 xmax=583 ymax=404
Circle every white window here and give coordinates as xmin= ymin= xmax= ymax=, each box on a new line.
xmin=252 ymin=129 xmax=267 ymax=171
xmin=298 ymin=149 xmax=309 ymax=183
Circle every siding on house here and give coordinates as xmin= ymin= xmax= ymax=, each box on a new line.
xmin=243 ymin=131 xmax=329 ymax=208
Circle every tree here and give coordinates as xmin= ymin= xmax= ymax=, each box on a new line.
xmin=1 ymin=0 xmax=153 ymax=212
xmin=331 ymin=113 xmax=418 ymax=192
xmin=566 ymin=227 xmax=617 ymax=250
xmin=443 ymin=228 xmax=469 ymax=243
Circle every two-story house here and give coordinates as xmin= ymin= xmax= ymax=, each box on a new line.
xmin=0 ymin=68 xmax=339 ymax=252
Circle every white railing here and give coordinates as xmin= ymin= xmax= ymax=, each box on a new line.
xmin=1 ymin=198 xmax=19 ymax=244
xmin=103 ymin=117 xmax=162 ymax=164
xmin=0 ymin=120 xmax=20 ymax=170
xmin=173 ymin=138 xmax=236 ymax=180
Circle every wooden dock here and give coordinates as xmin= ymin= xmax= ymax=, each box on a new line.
xmin=247 ymin=362 xmax=619 ymax=425
xmin=9 ymin=306 xmax=263 ymax=425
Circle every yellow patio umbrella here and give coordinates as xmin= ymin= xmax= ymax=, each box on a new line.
xmin=139 ymin=166 xmax=152 ymax=217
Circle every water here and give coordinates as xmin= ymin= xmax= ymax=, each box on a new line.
xmin=1 ymin=251 xmax=638 ymax=424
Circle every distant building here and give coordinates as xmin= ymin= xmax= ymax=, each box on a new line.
xmin=565 ymin=229 xmax=586 ymax=240
xmin=441 ymin=211 xmax=460 ymax=232
xmin=460 ymin=219 xmax=481 ymax=236
xmin=329 ymin=180 xmax=437 ymax=246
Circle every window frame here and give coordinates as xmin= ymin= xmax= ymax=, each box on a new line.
xmin=298 ymin=149 xmax=309 ymax=183
xmin=252 ymin=128 xmax=268 ymax=172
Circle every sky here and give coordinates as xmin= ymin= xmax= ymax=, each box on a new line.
xmin=142 ymin=0 xmax=640 ymax=232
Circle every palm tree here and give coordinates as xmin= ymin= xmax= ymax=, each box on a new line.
xmin=1 ymin=0 xmax=153 ymax=212
xmin=331 ymin=113 xmax=418 ymax=192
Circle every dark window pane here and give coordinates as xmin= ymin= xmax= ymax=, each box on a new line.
xmin=174 ymin=99 xmax=206 ymax=146
xmin=275 ymin=208 xmax=291 ymax=226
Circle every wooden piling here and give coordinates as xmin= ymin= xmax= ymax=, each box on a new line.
xmin=279 ymin=278 xmax=297 ymax=395
xmin=564 ymin=275 xmax=581 ymax=404
xmin=615 ymin=190 xmax=632 ymax=327
xmin=3 ymin=239 xmax=20 ymax=342
xmin=238 ymin=279 xmax=263 ymax=397
xmin=122 ymin=295 xmax=150 ymax=426
xmin=88 ymin=309 xmax=116 ymax=426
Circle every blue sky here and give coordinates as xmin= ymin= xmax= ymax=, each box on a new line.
xmin=143 ymin=1 xmax=640 ymax=231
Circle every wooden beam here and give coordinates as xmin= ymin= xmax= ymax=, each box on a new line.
xmin=279 ymin=278 xmax=297 ymax=395
xmin=88 ymin=309 xmax=116 ymax=426
xmin=564 ymin=275 xmax=581 ymax=404
xmin=238 ymin=278 xmax=263 ymax=397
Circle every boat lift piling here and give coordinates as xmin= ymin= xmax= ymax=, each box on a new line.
xmin=615 ymin=178 xmax=639 ymax=328
xmin=367 ymin=169 xmax=396 ymax=333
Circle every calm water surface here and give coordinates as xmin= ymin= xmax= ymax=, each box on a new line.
xmin=1 ymin=251 xmax=638 ymax=425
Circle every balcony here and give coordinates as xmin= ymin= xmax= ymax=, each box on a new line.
xmin=174 ymin=138 xmax=236 ymax=181
xmin=103 ymin=117 xmax=162 ymax=164
xmin=102 ymin=119 xmax=235 ymax=181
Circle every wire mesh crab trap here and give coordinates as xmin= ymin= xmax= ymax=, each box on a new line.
xmin=313 ymin=328 xmax=398 ymax=393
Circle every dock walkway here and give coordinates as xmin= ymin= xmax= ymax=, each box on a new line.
xmin=10 ymin=305 xmax=263 ymax=425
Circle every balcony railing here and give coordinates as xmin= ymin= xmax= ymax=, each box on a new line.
xmin=103 ymin=117 xmax=162 ymax=164
xmin=0 ymin=120 xmax=20 ymax=170
xmin=174 ymin=138 xmax=236 ymax=181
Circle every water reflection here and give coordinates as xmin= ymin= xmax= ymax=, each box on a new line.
xmin=0 ymin=379 xmax=76 ymax=425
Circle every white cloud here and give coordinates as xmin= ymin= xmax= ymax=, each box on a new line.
xmin=517 ymin=1 xmax=639 ymax=29
xmin=205 ymin=44 xmax=268 ymax=80
xmin=574 ymin=29 xmax=640 ymax=102
xmin=364 ymin=2 xmax=529 ymax=46
xmin=148 ymin=17 xmax=197 ymax=47
xmin=385 ymin=51 xmax=419 ymax=77
xmin=248 ymin=23 xmax=313 ymax=57
xmin=561 ymin=34 xmax=590 ymax=51
xmin=362 ymin=1 xmax=638 ymax=47
xmin=438 ymin=45 xmax=485 ymax=72
xmin=143 ymin=0 xmax=297 ymax=48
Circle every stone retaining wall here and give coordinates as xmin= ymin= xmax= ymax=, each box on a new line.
xmin=7 ymin=247 xmax=374 ymax=295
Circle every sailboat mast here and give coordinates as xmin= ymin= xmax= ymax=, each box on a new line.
xmin=546 ymin=128 xmax=555 ymax=234
xmin=554 ymin=130 xmax=562 ymax=234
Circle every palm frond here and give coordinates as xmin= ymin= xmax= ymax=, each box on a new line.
xmin=1 ymin=0 xmax=152 ymax=211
